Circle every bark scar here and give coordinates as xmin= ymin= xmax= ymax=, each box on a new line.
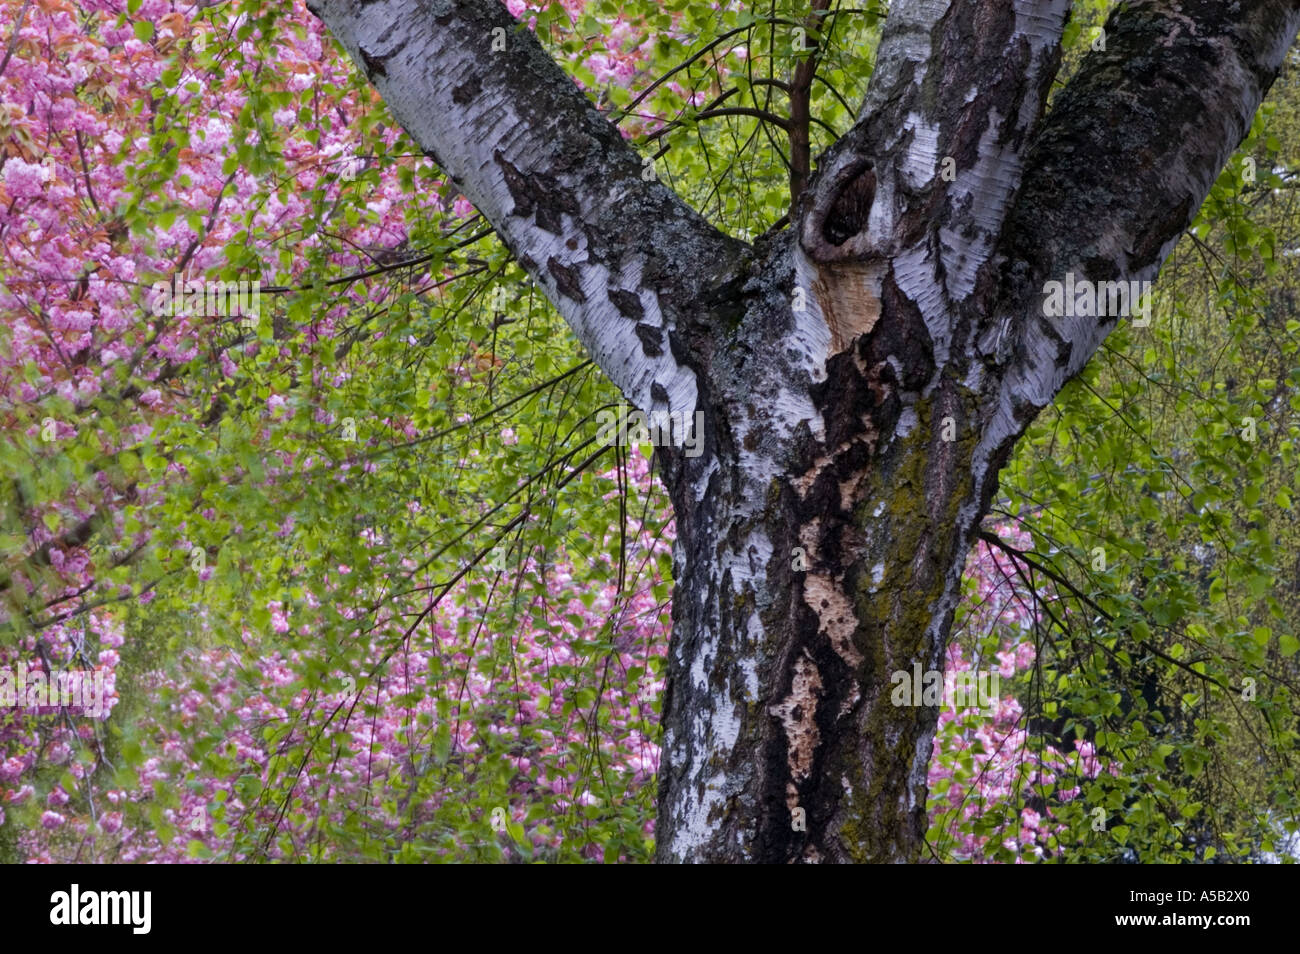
xmin=768 ymin=651 xmax=824 ymax=782
xmin=608 ymin=287 xmax=644 ymax=320
xmin=635 ymin=322 xmax=664 ymax=356
xmin=494 ymin=150 xmax=578 ymax=234
xmin=811 ymin=261 xmax=885 ymax=354
xmin=452 ymin=76 xmax=481 ymax=105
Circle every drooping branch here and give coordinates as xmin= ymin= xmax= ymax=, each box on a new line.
xmin=307 ymin=0 xmax=747 ymax=419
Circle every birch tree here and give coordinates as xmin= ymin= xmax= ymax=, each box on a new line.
xmin=306 ymin=0 xmax=1300 ymax=862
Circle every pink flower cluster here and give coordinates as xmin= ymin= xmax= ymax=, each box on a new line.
xmin=927 ymin=531 xmax=1107 ymax=862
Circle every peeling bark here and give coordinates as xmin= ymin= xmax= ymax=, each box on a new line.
xmin=312 ymin=0 xmax=1300 ymax=862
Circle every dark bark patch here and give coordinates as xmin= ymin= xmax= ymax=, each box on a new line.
xmin=608 ymin=287 xmax=644 ymax=320
xmin=495 ymin=151 xmax=535 ymax=218
xmin=635 ymin=322 xmax=664 ymax=356
xmin=493 ymin=150 xmax=579 ymax=232
xmin=535 ymin=204 xmax=564 ymax=235
xmin=872 ymin=273 xmax=936 ymax=392
xmin=546 ymin=257 xmax=586 ymax=302
xmin=813 ymin=350 xmax=887 ymax=453
xmin=358 ymin=45 xmax=390 ymax=78
xmin=451 ymin=76 xmax=481 ymax=105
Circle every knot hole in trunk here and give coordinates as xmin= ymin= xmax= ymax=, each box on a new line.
xmin=822 ymin=164 xmax=876 ymax=247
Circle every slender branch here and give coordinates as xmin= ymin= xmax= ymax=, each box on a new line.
xmin=694 ymin=106 xmax=792 ymax=130
xmin=789 ymin=0 xmax=831 ymax=214
xmin=0 ymin=0 xmax=31 ymax=78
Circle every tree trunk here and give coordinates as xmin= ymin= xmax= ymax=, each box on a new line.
xmin=655 ymin=235 xmax=1000 ymax=861
xmin=310 ymin=0 xmax=1300 ymax=862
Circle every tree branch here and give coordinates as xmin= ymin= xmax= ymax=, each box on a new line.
xmin=1001 ymin=0 xmax=1300 ymax=394
xmin=967 ymin=1 xmax=1300 ymax=587
xmin=307 ymin=0 xmax=747 ymax=418
xmin=788 ymin=0 xmax=831 ymax=216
